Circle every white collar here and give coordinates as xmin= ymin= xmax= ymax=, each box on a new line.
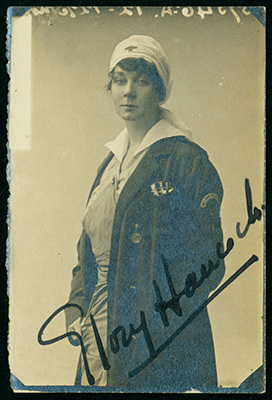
xmin=104 ymin=118 xmax=189 ymax=162
xmin=104 ymin=128 xmax=129 ymax=162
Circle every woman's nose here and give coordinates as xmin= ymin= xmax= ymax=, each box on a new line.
xmin=123 ymin=80 xmax=136 ymax=97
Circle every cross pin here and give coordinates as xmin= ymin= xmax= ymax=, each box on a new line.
xmin=125 ymin=45 xmax=138 ymax=51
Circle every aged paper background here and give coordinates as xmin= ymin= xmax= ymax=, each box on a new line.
xmin=8 ymin=7 xmax=265 ymax=390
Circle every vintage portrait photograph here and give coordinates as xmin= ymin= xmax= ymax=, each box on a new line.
xmin=7 ymin=6 xmax=265 ymax=393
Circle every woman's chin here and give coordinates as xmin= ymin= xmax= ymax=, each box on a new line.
xmin=119 ymin=112 xmax=139 ymax=122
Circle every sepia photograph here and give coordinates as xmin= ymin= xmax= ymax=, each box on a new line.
xmin=7 ymin=6 xmax=265 ymax=393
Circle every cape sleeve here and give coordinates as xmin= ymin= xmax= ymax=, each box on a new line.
xmin=64 ymin=230 xmax=96 ymax=333
xmin=174 ymin=148 xmax=226 ymax=295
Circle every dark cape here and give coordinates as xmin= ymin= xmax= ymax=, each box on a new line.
xmin=65 ymin=136 xmax=225 ymax=391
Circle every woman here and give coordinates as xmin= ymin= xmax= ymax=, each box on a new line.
xmin=65 ymin=35 xmax=225 ymax=391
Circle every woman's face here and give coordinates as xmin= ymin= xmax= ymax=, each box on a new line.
xmin=110 ymin=65 xmax=160 ymax=122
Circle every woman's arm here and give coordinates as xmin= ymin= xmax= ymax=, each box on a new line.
xmin=65 ymin=231 xmax=90 ymax=332
xmin=158 ymin=142 xmax=225 ymax=302
xmin=175 ymin=148 xmax=226 ymax=293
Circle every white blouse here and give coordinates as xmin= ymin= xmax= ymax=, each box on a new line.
xmin=82 ymin=141 xmax=147 ymax=266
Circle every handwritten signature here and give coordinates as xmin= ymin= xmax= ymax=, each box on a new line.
xmin=38 ymin=178 xmax=263 ymax=385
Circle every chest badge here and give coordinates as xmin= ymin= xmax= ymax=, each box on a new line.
xmin=131 ymin=223 xmax=142 ymax=244
xmin=151 ymin=181 xmax=174 ymax=197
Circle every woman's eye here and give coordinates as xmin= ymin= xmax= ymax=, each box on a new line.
xmin=113 ymin=78 xmax=126 ymax=85
xmin=136 ymin=79 xmax=149 ymax=86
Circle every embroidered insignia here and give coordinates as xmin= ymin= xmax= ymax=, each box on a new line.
xmin=151 ymin=181 xmax=174 ymax=197
xmin=200 ymin=193 xmax=220 ymax=208
xmin=125 ymin=45 xmax=138 ymax=52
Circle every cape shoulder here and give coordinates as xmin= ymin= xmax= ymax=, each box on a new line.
xmin=149 ymin=135 xmax=210 ymax=162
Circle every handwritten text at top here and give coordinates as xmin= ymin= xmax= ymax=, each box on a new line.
xmin=25 ymin=7 xmax=251 ymax=23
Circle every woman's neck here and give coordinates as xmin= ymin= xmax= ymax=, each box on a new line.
xmin=125 ymin=110 xmax=161 ymax=149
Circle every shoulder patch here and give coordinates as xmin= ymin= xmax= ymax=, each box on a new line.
xmin=200 ymin=193 xmax=220 ymax=208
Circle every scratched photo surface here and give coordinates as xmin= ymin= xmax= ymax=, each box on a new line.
xmin=8 ymin=6 xmax=265 ymax=393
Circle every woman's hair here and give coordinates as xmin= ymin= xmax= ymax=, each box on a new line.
xmin=106 ymin=58 xmax=166 ymax=102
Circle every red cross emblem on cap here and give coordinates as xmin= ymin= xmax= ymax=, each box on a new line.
xmin=125 ymin=45 xmax=138 ymax=51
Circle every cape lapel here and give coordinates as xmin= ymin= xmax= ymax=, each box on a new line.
xmin=86 ymin=152 xmax=114 ymax=206
xmin=110 ymin=139 xmax=174 ymax=262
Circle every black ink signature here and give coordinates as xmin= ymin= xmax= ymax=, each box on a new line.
xmin=110 ymin=311 xmax=155 ymax=357
xmin=37 ymin=304 xmax=110 ymax=385
xmin=128 ymin=254 xmax=258 ymax=377
xmin=38 ymin=178 xmax=263 ymax=385
xmin=153 ymin=255 xmax=220 ymax=327
xmin=37 ymin=254 xmax=258 ymax=384
xmin=236 ymin=178 xmax=263 ymax=238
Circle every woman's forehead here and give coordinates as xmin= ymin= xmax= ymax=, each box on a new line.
xmin=113 ymin=65 xmax=148 ymax=77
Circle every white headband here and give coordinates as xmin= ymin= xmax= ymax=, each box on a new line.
xmin=109 ymin=35 xmax=172 ymax=104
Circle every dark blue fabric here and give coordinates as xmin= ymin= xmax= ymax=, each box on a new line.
xmin=65 ymin=136 xmax=225 ymax=390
